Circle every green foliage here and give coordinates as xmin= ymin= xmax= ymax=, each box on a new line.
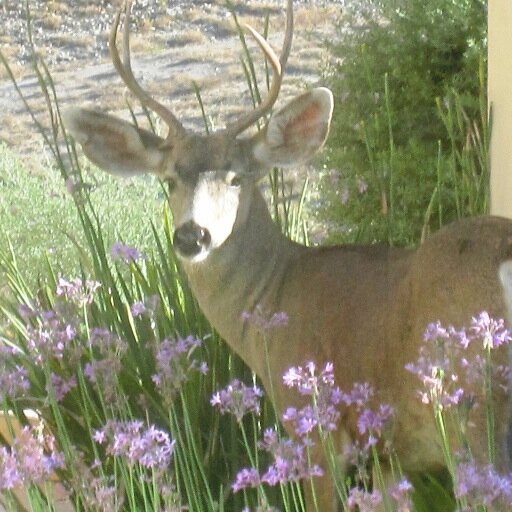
xmin=321 ymin=0 xmax=488 ymax=246
xmin=0 ymin=143 xmax=166 ymax=286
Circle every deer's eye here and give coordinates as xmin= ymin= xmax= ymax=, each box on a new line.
xmin=227 ymin=173 xmax=242 ymax=188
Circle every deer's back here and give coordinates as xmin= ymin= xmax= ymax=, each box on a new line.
xmin=267 ymin=215 xmax=512 ymax=471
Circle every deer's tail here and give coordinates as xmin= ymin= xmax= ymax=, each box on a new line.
xmin=499 ymin=260 xmax=512 ymax=468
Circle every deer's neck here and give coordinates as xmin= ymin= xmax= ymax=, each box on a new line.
xmin=181 ymin=189 xmax=301 ymax=362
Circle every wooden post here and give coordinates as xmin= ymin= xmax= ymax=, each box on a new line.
xmin=489 ymin=0 xmax=512 ymax=218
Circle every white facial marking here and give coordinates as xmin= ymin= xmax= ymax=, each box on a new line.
xmin=191 ymin=172 xmax=241 ymax=251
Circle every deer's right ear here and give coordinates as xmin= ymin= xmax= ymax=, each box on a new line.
xmin=62 ymin=108 xmax=166 ymax=177
xmin=251 ymin=87 xmax=334 ymax=169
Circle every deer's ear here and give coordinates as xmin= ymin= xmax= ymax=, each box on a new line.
xmin=251 ymin=87 xmax=333 ymax=168
xmin=62 ymin=108 xmax=166 ymax=177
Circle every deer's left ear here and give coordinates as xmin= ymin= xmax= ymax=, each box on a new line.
xmin=62 ymin=108 xmax=166 ymax=177
xmin=251 ymin=87 xmax=333 ymax=168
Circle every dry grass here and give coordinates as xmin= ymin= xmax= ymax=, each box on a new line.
xmin=45 ymin=2 xmax=70 ymax=15
xmin=0 ymin=0 xmax=338 ymax=159
xmin=40 ymin=14 xmax=64 ymax=31
xmin=50 ymin=34 xmax=96 ymax=49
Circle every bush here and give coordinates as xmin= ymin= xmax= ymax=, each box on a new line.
xmin=320 ymin=0 xmax=488 ymax=246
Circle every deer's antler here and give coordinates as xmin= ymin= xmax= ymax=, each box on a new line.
xmin=110 ymin=0 xmax=293 ymax=141
xmin=225 ymin=0 xmax=294 ymax=136
xmin=109 ymin=2 xmax=187 ymax=142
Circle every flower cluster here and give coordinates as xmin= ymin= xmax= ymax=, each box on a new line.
xmin=0 ymin=347 xmax=30 ymax=402
xmin=210 ymin=379 xmax=264 ymax=423
xmin=19 ymin=277 xmax=103 ymax=367
xmin=84 ymin=328 xmax=129 ymax=401
xmin=81 ymin=475 xmax=119 ymax=511
xmin=152 ymin=335 xmax=208 ymax=405
xmin=48 ymin=373 xmax=77 ymax=402
xmin=110 ymin=242 xmax=145 ymax=264
xmin=258 ymin=428 xmax=324 ymax=486
xmin=241 ymin=305 xmax=289 ymax=333
xmin=219 ymin=361 xmax=398 ymax=501
xmin=131 ymin=294 xmax=160 ymax=319
xmin=56 ymin=276 xmax=101 ymax=307
xmin=469 ymin=311 xmax=512 ymax=350
xmin=232 ymin=427 xmax=323 ymax=492
xmin=347 ymin=487 xmax=382 ymax=511
xmin=94 ymin=420 xmax=175 ymax=470
xmin=0 ymin=426 xmax=64 ymax=490
xmin=346 ymin=477 xmax=413 ymax=511
xmin=406 ymin=311 xmax=512 ymax=411
xmin=282 ymin=361 xmax=342 ymax=435
xmin=455 ymin=460 xmax=512 ymax=509
xmin=24 ymin=308 xmax=78 ymax=364
xmin=389 ymin=478 xmax=414 ymax=512
xmin=340 ymin=382 xmax=395 ymax=488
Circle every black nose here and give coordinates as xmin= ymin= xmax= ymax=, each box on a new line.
xmin=173 ymin=221 xmax=212 ymax=258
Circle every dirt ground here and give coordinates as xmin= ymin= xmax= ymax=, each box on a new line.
xmin=0 ymin=0 xmax=342 ymax=161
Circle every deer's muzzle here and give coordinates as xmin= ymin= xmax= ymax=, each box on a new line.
xmin=173 ymin=221 xmax=212 ymax=260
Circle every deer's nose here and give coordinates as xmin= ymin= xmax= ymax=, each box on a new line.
xmin=173 ymin=221 xmax=212 ymax=258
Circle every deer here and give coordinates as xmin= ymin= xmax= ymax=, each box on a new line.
xmin=62 ymin=0 xmax=512 ymax=510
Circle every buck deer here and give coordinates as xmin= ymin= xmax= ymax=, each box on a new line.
xmin=63 ymin=0 xmax=512 ymax=510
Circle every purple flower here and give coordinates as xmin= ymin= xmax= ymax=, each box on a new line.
xmin=25 ymin=311 xmax=77 ymax=363
xmin=0 ymin=359 xmax=30 ymax=401
xmin=258 ymin=432 xmax=323 ymax=486
xmin=340 ymin=382 xmax=374 ymax=409
xmin=343 ymin=439 xmax=373 ymax=486
xmin=84 ymin=358 xmax=121 ymax=401
xmin=241 ymin=305 xmax=288 ymax=332
xmin=357 ymin=404 xmax=394 ymax=438
xmin=82 ymin=328 xmax=129 ymax=400
xmin=455 ymin=460 xmax=512 ymax=508
xmin=0 ymin=426 xmax=64 ymax=490
xmin=283 ymin=400 xmax=340 ymax=437
xmin=84 ymin=476 xmax=119 ymax=510
xmin=152 ymin=336 xmax=206 ymax=404
xmin=111 ymin=242 xmax=145 ymax=263
xmin=131 ymin=295 xmax=160 ymax=318
xmin=282 ymin=361 xmax=335 ymax=396
xmin=389 ymin=477 xmax=414 ymax=511
xmin=232 ymin=467 xmax=260 ymax=492
xmin=423 ymin=320 xmax=452 ymax=342
xmin=56 ymin=276 xmax=101 ymax=307
xmin=89 ymin=328 xmax=127 ymax=355
xmin=347 ymin=487 xmax=382 ymax=511
xmin=0 ymin=447 xmax=20 ymax=489
xmin=210 ymin=379 xmax=263 ymax=422
xmin=282 ymin=362 xmax=342 ymax=436
xmin=469 ymin=311 xmax=512 ymax=350
xmin=18 ymin=303 xmax=36 ymax=320
xmin=407 ymin=312 xmax=512 ymax=412
xmin=48 ymin=373 xmax=77 ymax=402
xmin=94 ymin=420 xmax=175 ymax=470
xmin=131 ymin=302 xmax=146 ymax=317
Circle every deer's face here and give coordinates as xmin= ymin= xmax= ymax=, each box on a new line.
xmin=159 ymin=134 xmax=258 ymax=262
xmin=63 ymin=85 xmax=333 ymax=264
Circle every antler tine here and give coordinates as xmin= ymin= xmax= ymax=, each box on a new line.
xmin=109 ymin=2 xmax=186 ymax=141
xmin=225 ymin=0 xmax=294 ymax=137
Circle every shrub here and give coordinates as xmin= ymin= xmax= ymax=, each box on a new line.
xmin=320 ymin=0 xmax=488 ymax=246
